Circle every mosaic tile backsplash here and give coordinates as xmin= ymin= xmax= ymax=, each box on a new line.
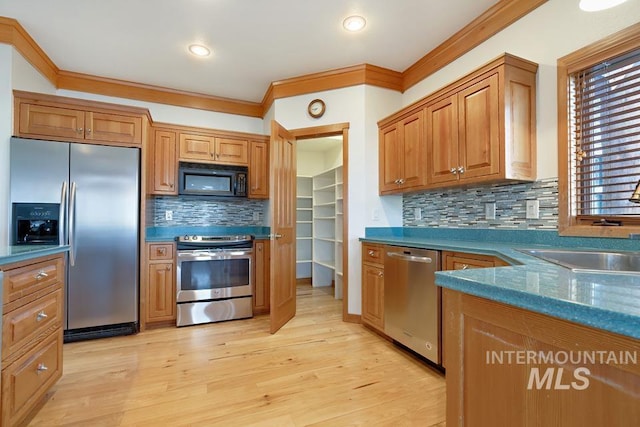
xmin=403 ymin=178 xmax=558 ymax=229
xmin=150 ymin=196 xmax=267 ymax=227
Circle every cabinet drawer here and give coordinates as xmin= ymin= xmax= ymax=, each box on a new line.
xmin=3 ymin=256 xmax=64 ymax=304
xmin=362 ymin=243 xmax=384 ymax=266
xmin=1 ymin=330 xmax=63 ymax=427
xmin=2 ymin=288 xmax=63 ymax=361
xmin=148 ymin=243 xmax=174 ymax=261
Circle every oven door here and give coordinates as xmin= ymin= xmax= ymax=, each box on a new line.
xmin=176 ymin=249 xmax=252 ymax=303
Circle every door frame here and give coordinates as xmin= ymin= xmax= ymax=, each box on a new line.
xmin=290 ymin=122 xmax=354 ymax=323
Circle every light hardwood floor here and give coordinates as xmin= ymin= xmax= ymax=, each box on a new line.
xmin=29 ymin=285 xmax=446 ymax=426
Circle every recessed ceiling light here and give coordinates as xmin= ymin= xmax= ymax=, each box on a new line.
xmin=579 ymin=0 xmax=628 ymax=11
xmin=188 ymin=44 xmax=211 ymax=57
xmin=343 ymin=15 xmax=366 ymax=32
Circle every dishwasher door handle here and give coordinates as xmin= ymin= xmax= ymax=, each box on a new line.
xmin=386 ymin=252 xmax=433 ymax=263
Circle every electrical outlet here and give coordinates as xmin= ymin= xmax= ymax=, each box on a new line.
xmin=165 ymin=210 xmax=173 ymax=221
xmin=414 ymin=207 xmax=422 ymax=220
xmin=253 ymin=212 xmax=260 ymax=221
xmin=526 ymin=200 xmax=539 ymax=219
xmin=485 ymin=203 xmax=496 ymax=220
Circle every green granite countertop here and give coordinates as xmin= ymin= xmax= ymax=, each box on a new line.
xmin=361 ymin=228 xmax=640 ymax=340
xmin=0 ymin=245 xmax=69 ymax=267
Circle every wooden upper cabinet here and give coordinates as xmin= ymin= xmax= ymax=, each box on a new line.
xmin=14 ymin=91 xmax=148 ymax=147
xmin=85 ymin=112 xmax=143 ymax=145
xmin=179 ymin=133 xmax=248 ymax=166
xmin=426 ymin=94 xmax=459 ymax=185
xmin=379 ymin=110 xmax=425 ymax=194
xmin=249 ymin=140 xmax=269 ymax=199
xmin=149 ymin=129 xmax=177 ymax=195
xmin=215 ymin=137 xmax=248 ymax=165
xmin=179 ymin=133 xmax=215 ymax=161
xmin=18 ymin=103 xmax=85 ymax=140
xmin=379 ymin=54 xmax=537 ymax=194
xmin=457 ymin=74 xmax=500 ymax=181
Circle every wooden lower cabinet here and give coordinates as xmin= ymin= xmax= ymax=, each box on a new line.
xmin=1 ymin=253 xmax=65 ymax=426
xmin=253 ymin=240 xmax=270 ymax=314
xmin=444 ymin=289 xmax=640 ymax=426
xmin=145 ymin=243 xmax=176 ymax=324
xmin=361 ymin=243 xmax=385 ymax=332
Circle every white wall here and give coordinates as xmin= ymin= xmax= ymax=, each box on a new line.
xmin=12 ymin=49 xmax=56 ymax=94
xmin=272 ymin=85 xmax=402 ymax=314
xmin=403 ymin=0 xmax=640 ymax=180
xmin=0 ymin=45 xmax=12 ymax=245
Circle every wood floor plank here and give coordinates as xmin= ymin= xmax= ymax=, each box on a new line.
xmin=28 ymin=285 xmax=446 ymax=426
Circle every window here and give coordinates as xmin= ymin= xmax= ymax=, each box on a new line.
xmin=558 ymin=23 xmax=640 ymax=237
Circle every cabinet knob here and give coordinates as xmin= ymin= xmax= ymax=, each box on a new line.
xmin=378 ymin=271 xmax=383 ymax=277
xmin=87 ymin=128 xmax=92 ymax=134
xmin=450 ymin=167 xmax=458 ymax=175
xmin=368 ymin=250 xmax=375 ymax=256
xmin=458 ymin=166 xmax=465 ymax=174
xmin=36 ymin=311 xmax=48 ymax=322
xmin=461 ymin=264 xmax=469 ymax=270
xmin=37 ymin=363 xmax=48 ymax=374
xmin=34 ymin=270 xmax=49 ymax=280
xmin=170 ymin=183 xmax=174 ymax=188
xmin=399 ymin=178 xmax=405 ymax=184
xmin=77 ymin=128 xmax=83 ymax=134
xmin=210 ymin=153 xmax=215 ymax=157
xmin=166 ymin=266 xmax=171 ymax=271
xmin=158 ymin=247 xmax=166 ymax=255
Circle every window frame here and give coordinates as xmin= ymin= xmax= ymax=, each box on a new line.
xmin=558 ymin=22 xmax=640 ymax=238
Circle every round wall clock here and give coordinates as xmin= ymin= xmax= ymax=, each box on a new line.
xmin=308 ymin=99 xmax=326 ymax=118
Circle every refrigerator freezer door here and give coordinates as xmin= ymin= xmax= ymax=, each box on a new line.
xmin=10 ymin=138 xmax=69 ymax=204
xmin=67 ymin=144 xmax=139 ymax=329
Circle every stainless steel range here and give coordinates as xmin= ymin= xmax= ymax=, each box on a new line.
xmin=176 ymin=235 xmax=254 ymax=327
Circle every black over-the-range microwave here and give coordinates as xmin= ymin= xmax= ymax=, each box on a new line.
xmin=178 ymin=162 xmax=248 ymax=197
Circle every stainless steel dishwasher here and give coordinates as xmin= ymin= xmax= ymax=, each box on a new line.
xmin=384 ymin=246 xmax=441 ymax=365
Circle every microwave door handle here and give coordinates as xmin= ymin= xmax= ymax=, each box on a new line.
xmin=59 ymin=181 xmax=68 ymax=245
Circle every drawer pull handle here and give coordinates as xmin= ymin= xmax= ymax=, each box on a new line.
xmin=368 ymin=250 xmax=375 ymax=256
xmin=37 ymin=363 xmax=48 ymax=374
xmin=35 ymin=270 xmax=49 ymax=280
xmin=36 ymin=311 xmax=48 ymax=322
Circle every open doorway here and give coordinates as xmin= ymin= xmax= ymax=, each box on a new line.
xmin=295 ymin=135 xmax=344 ymax=301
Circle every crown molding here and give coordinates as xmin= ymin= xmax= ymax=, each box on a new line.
xmin=1 ymin=0 xmax=547 ymax=118
xmin=0 ymin=16 xmax=58 ymax=84
xmin=402 ymin=0 xmax=548 ymax=91
xmin=261 ymin=64 xmax=403 ymax=112
xmin=57 ymin=70 xmax=264 ymax=118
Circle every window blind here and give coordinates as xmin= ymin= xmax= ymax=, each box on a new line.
xmin=570 ymin=47 xmax=640 ymax=217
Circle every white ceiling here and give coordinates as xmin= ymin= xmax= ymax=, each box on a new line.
xmin=0 ymin=0 xmax=498 ymax=103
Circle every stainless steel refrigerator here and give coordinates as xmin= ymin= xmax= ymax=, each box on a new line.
xmin=9 ymin=137 xmax=139 ymax=341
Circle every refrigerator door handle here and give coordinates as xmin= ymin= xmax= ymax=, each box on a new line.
xmin=69 ymin=182 xmax=77 ymax=266
xmin=59 ymin=181 xmax=68 ymax=246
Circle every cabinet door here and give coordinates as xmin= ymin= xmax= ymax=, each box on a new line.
xmin=179 ymin=133 xmax=215 ymax=161
xmin=85 ymin=112 xmax=143 ymax=146
xmin=147 ymin=263 xmax=176 ymax=322
xmin=362 ymin=264 xmax=384 ymax=331
xmin=458 ymin=74 xmax=500 ymax=180
xmin=249 ymin=140 xmax=269 ymax=198
xmin=442 ymin=251 xmax=504 ymax=270
xmin=214 ymin=137 xmax=249 ymax=165
xmin=379 ymin=123 xmax=403 ymax=193
xmin=426 ymin=95 xmax=459 ymax=185
xmin=400 ymin=110 xmax=426 ymax=189
xmin=151 ymin=130 xmax=177 ymax=195
xmin=253 ymin=240 xmax=270 ymax=314
xmin=18 ymin=103 xmax=85 ymax=140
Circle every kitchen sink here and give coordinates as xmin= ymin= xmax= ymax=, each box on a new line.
xmin=518 ymin=248 xmax=640 ymax=274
